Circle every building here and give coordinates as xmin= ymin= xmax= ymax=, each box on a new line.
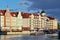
xmin=0 ymin=10 xmax=6 ymax=31
xmin=0 ymin=8 xmax=58 ymax=32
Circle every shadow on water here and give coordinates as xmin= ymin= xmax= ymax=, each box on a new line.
xmin=0 ymin=26 xmax=7 ymax=35
xmin=0 ymin=31 xmax=7 ymax=35
xmin=8 ymin=35 xmax=42 ymax=40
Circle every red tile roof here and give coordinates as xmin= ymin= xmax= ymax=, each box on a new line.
xmin=10 ymin=12 xmax=18 ymax=17
xmin=21 ymin=12 xmax=39 ymax=18
xmin=0 ymin=10 xmax=55 ymax=20
xmin=33 ymin=13 xmax=39 ymax=16
xmin=0 ymin=10 xmax=6 ymax=16
xmin=21 ymin=12 xmax=31 ymax=18
xmin=47 ymin=16 xmax=55 ymax=20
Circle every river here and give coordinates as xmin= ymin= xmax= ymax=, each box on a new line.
xmin=0 ymin=35 xmax=59 ymax=40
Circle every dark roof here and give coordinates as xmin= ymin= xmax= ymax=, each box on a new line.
xmin=47 ymin=16 xmax=55 ymax=20
xmin=10 ymin=12 xmax=18 ymax=17
xmin=0 ymin=10 xmax=55 ymax=20
xmin=41 ymin=10 xmax=46 ymax=13
xmin=21 ymin=12 xmax=31 ymax=18
xmin=21 ymin=12 xmax=39 ymax=18
xmin=0 ymin=10 xmax=6 ymax=16
xmin=33 ymin=13 xmax=39 ymax=16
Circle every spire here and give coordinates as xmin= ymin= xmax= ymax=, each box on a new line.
xmin=18 ymin=12 xmax=22 ymax=16
xmin=37 ymin=11 xmax=40 ymax=15
xmin=6 ymin=5 xmax=10 ymax=13
xmin=37 ymin=11 xmax=40 ymax=13
xmin=18 ymin=12 xmax=22 ymax=19
xmin=5 ymin=5 xmax=10 ymax=16
xmin=6 ymin=5 xmax=8 ymax=9
xmin=6 ymin=5 xmax=9 ymax=11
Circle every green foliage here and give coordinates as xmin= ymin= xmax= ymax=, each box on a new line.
xmin=58 ymin=23 xmax=60 ymax=30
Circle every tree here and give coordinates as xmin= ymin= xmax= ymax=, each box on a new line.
xmin=58 ymin=23 xmax=60 ymax=30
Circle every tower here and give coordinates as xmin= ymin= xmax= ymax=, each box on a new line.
xmin=41 ymin=10 xmax=46 ymax=16
xmin=5 ymin=7 xmax=11 ymax=31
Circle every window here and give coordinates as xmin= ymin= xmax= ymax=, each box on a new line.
xmin=46 ymin=19 xmax=49 ymax=22
xmin=34 ymin=16 xmax=39 ymax=19
xmin=0 ymin=13 xmax=2 ymax=15
xmin=13 ymin=14 xmax=16 ymax=16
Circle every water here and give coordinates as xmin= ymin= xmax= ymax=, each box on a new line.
xmin=0 ymin=35 xmax=59 ymax=40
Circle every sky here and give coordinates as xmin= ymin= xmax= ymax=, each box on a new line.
xmin=0 ymin=0 xmax=60 ymax=23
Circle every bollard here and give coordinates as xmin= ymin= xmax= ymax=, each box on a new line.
xmin=58 ymin=30 xmax=60 ymax=39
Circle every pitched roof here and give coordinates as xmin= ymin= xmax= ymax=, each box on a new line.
xmin=10 ymin=12 xmax=18 ymax=17
xmin=0 ymin=10 xmax=55 ymax=20
xmin=21 ymin=12 xmax=31 ymax=18
xmin=0 ymin=10 xmax=6 ymax=16
xmin=21 ymin=12 xmax=40 ymax=18
xmin=47 ymin=16 xmax=55 ymax=20
xmin=33 ymin=13 xmax=39 ymax=16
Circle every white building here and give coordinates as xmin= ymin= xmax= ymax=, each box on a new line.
xmin=0 ymin=9 xmax=58 ymax=32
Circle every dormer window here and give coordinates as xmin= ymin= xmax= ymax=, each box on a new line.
xmin=0 ymin=13 xmax=2 ymax=15
xmin=46 ymin=19 xmax=49 ymax=22
xmin=13 ymin=14 xmax=16 ymax=16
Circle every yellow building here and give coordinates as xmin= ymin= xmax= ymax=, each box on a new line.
xmin=0 ymin=10 xmax=6 ymax=31
xmin=0 ymin=8 xmax=58 ymax=32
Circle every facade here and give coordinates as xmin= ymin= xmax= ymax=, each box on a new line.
xmin=0 ymin=8 xmax=58 ymax=32
xmin=0 ymin=10 xmax=6 ymax=31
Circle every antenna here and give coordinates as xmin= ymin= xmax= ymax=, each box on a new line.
xmin=7 ymin=5 xmax=8 ymax=8
xmin=6 ymin=5 xmax=9 ymax=8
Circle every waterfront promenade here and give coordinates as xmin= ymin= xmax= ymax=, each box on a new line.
xmin=7 ymin=31 xmax=30 ymax=35
xmin=0 ymin=31 xmax=30 ymax=35
xmin=0 ymin=30 xmax=59 ymax=40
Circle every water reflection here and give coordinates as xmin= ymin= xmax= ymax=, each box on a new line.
xmin=1 ymin=35 xmax=7 ymax=40
xmin=0 ymin=35 xmax=59 ymax=40
xmin=4 ymin=35 xmax=6 ymax=40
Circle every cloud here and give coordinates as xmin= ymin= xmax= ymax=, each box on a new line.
xmin=58 ymin=19 xmax=60 ymax=24
xmin=45 ymin=9 xmax=60 ymax=23
xmin=19 ymin=1 xmax=33 ymax=7
xmin=27 ymin=0 xmax=60 ymax=10
xmin=46 ymin=9 xmax=60 ymax=12
xmin=27 ymin=0 xmax=60 ymax=23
